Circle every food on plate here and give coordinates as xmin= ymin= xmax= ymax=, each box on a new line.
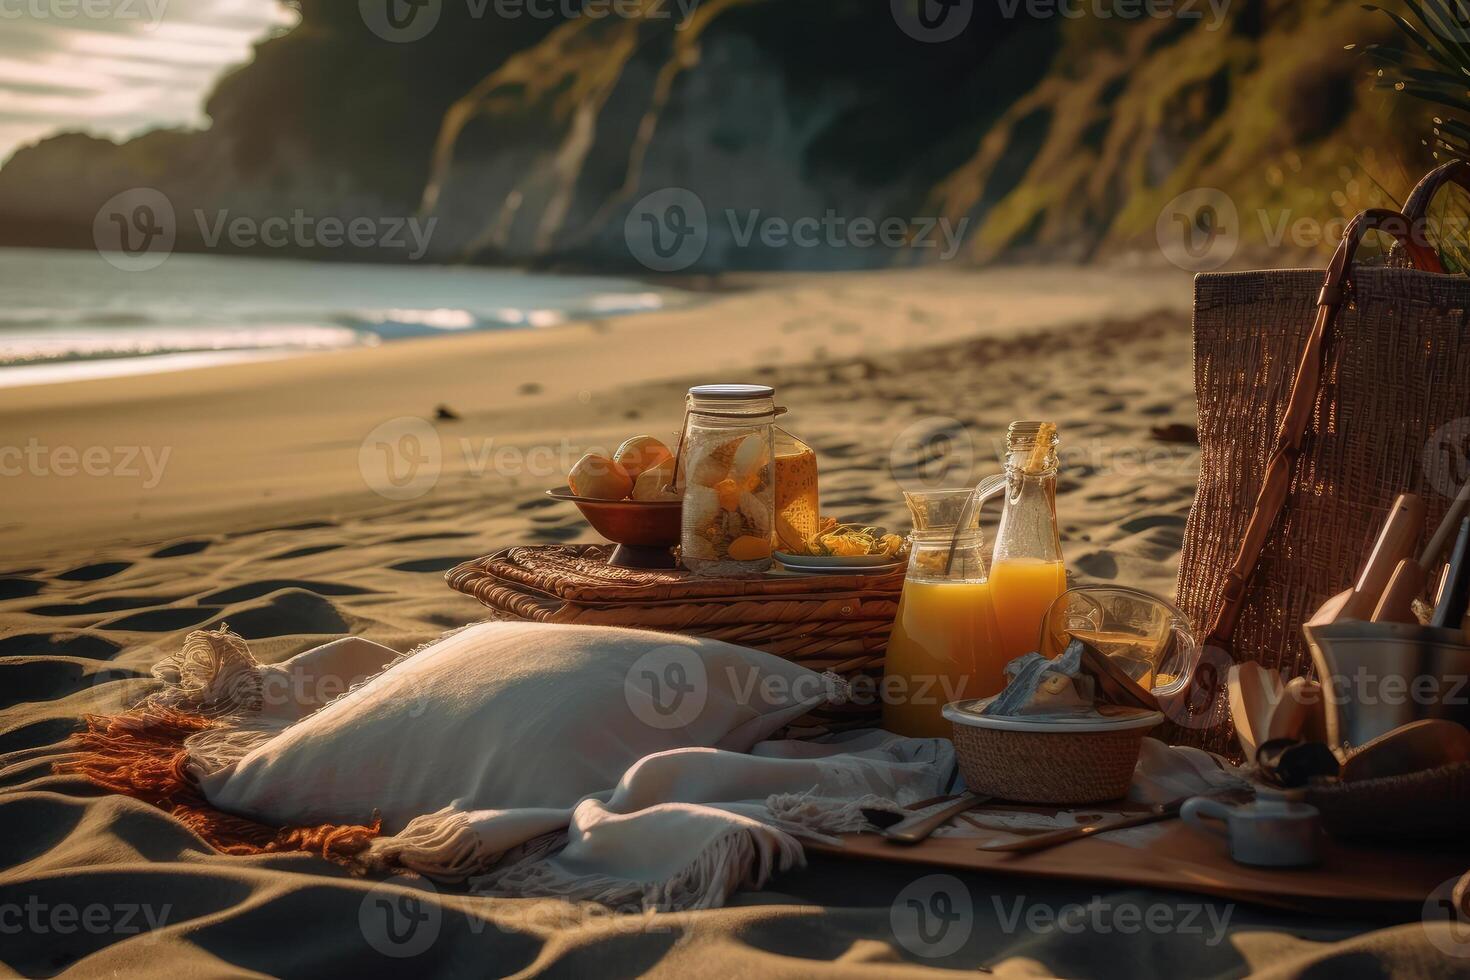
xmin=804 ymin=517 xmax=906 ymax=558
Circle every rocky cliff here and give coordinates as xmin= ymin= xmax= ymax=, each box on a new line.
xmin=0 ymin=0 xmax=1431 ymax=270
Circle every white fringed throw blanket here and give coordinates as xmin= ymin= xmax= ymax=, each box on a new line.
xmin=136 ymin=622 xmax=956 ymax=911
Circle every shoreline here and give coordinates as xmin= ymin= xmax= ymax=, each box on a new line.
xmin=0 ymin=266 xmax=1195 ymax=564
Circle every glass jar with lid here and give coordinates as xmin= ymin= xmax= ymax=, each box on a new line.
xmin=675 ymin=384 xmax=777 ymax=576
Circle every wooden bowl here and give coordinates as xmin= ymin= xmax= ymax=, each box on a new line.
xmin=546 ymin=487 xmax=682 ymax=568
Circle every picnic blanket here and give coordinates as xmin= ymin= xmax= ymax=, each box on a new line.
xmin=6 ymin=630 xmax=1470 ymax=975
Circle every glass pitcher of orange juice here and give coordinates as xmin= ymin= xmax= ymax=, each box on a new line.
xmin=882 ymin=489 xmax=1006 ymax=738
xmin=988 ymin=421 xmax=1068 ymax=662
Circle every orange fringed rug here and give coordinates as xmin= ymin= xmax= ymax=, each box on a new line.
xmin=61 ymin=706 xmax=381 ymax=862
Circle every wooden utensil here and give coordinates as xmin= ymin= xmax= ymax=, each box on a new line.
xmin=1264 ymin=676 xmax=1326 ymax=745
xmin=1338 ymin=718 xmax=1470 ymax=782
xmin=879 ymin=794 xmax=991 ymax=845
xmin=1228 ymin=662 xmax=1282 ymax=762
xmin=1430 ymin=518 xmax=1470 ymax=629
xmin=1307 ymin=494 xmax=1424 ymax=626
xmin=974 ymin=798 xmax=1187 ymax=854
xmin=1375 ymin=477 xmax=1470 ymax=623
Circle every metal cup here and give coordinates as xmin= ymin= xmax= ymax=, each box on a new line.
xmin=1303 ymin=620 xmax=1470 ymax=751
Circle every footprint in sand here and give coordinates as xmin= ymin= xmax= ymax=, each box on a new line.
xmin=57 ymin=562 xmax=131 ymax=583
xmin=817 ymin=442 xmax=861 ymax=459
xmin=228 ymin=521 xmax=337 ymax=538
xmin=0 ymin=717 xmax=83 ymax=756
xmin=1118 ymin=514 xmax=1186 ymax=534
xmin=207 ymin=591 xmax=347 ymax=639
xmin=0 ymin=659 xmax=148 ymax=710
xmin=27 ymin=595 xmax=188 ymax=618
xmin=267 ymin=544 xmax=344 ymax=561
xmin=389 ymin=556 xmax=477 ymax=574
xmin=99 ymin=606 xmax=223 ymax=632
xmin=530 ymin=524 xmax=583 ymax=543
xmin=0 ymin=578 xmax=43 ymax=600
xmin=1072 ymin=551 xmax=1119 ymax=580
xmin=386 ymin=531 xmax=475 ymax=544
xmin=199 ymin=580 xmax=374 ymax=604
xmin=151 ymin=540 xmax=212 ymax=558
xmin=0 ymin=632 xmax=120 ymax=659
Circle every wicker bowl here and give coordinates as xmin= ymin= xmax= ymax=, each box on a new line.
xmin=943 ymin=701 xmax=1164 ymax=805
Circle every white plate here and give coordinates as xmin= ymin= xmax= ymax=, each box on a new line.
xmin=773 ymin=558 xmax=904 ymax=576
xmin=773 ymin=551 xmax=903 ymax=568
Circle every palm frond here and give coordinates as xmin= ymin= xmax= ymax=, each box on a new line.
xmin=1365 ymin=2 xmax=1470 ymax=269
xmin=1365 ymin=2 xmax=1470 ymax=74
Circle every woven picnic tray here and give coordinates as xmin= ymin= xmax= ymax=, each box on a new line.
xmin=446 ymin=545 xmax=906 ymax=727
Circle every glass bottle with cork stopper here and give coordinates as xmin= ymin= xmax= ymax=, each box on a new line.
xmin=988 ymin=420 xmax=1068 ymax=660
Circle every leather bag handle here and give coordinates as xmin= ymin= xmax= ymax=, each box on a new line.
xmin=1404 ymin=160 xmax=1470 ymax=223
xmin=1203 ymin=208 xmax=1444 ymax=651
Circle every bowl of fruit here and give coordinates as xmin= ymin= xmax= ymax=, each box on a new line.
xmin=553 ymin=435 xmax=684 ymax=568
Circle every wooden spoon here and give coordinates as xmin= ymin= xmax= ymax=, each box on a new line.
xmin=1339 ymin=719 xmax=1470 ymax=782
xmin=1375 ymin=478 xmax=1470 ymax=623
xmin=1228 ymin=662 xmax=1282 ymax=762
xmin=1265 ymin=676 xmax=1326 ymax=745
xmin=1308 ymin=494 xmax=1424 ymax=626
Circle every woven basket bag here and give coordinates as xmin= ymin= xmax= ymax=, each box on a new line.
xmin=1173 ymin=163 xmax=1470 ymax=752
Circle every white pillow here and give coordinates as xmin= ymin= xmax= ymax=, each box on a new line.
xmin=193 ymin=622 xmax=841 ymax=831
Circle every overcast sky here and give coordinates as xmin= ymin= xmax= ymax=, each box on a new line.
xmin=0 ymin=0 xmax=297 ymax=165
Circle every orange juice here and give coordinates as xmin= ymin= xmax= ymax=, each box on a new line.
xmin=882 ymin=580 xmax=1006 ymax=738
xmin=989 ymin=557 xmax=1068 ymax=662
xmin=773 ymin=445 xmax=819 ymax=552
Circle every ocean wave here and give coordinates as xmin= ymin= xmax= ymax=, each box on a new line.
xmin=0 ymin=325 xmax=373 ymax=367
xmin=0 ymin=249 xmax=685 ymax=370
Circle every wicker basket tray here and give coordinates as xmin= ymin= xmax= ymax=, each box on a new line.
xmin=1306 ymin=761 xmax=1470 ymax=844
xmin=446 ymin=545 xmax=905 ymax=728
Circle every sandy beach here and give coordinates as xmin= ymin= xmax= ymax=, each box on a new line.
xmin=0 ymin=265 xmax=1197 ymax=665
xmin=0 ymin=266 xmax=1197 ymax=658
xmin=6 ymin=265 xmax=1458 ymax=976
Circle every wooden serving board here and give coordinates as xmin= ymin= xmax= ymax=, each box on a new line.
xmin=810 ymin=819 xmax=1470 ymax=917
